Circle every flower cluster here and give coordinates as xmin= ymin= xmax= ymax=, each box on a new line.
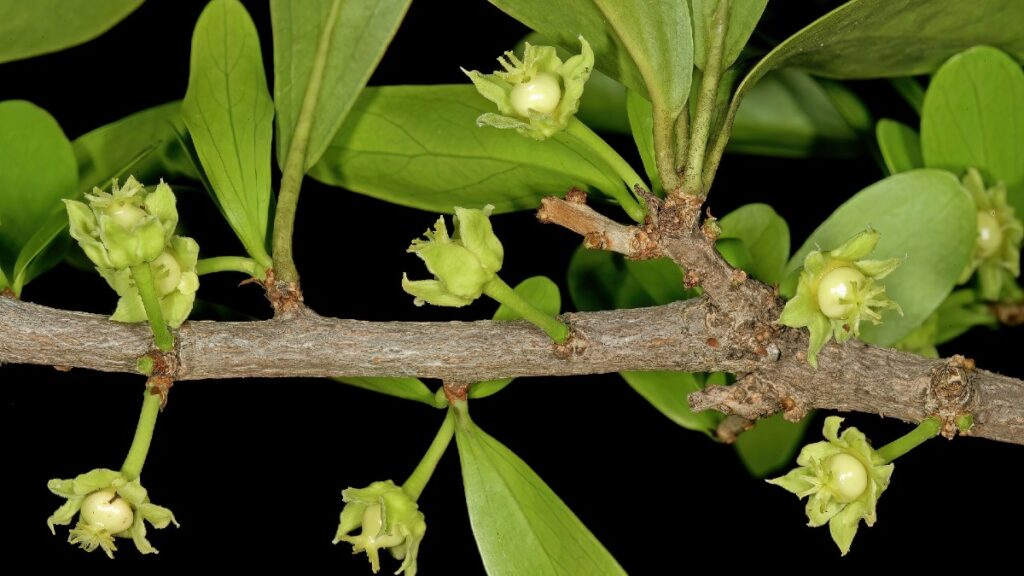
xmin=65 ymin=176 xmax=198 ymax=327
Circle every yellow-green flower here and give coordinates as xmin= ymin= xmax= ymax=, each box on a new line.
xmin=768 ymin=417 xmax=894 ymax=556
xmin=65 ymin=177 xmax=199 ymax=327
xmin=64 ymin=176 xmax=178 ymax=270
xmin=958 ymin=168 xmax=1023 ymax=301
xmin=334 ymin=480 xmax=426 ymax=576
xmin=402 ymin=205 xmax=503 ymax=307
xmin=47 ymin=468 xmax=178 ymax=558
xmin=464 ymin=37 xmax=593 ymax=140
xmin=780 ymin=229 xmax=902 ymax=366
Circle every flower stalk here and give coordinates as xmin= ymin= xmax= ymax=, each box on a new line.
xmin=120 ymin=389 xmax=162 ymax=481
xmin=876 ymin=416 xmax=941 ymax=463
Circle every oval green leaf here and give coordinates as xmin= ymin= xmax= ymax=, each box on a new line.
xmin=785 ymin=169 xmax=976 ymax=346
xmin=729 ymin=69 xmax=862 ymax=158
xmin=718 ymin=203 xmax=790 ymax=284
xmin=271 ymin=0 xmax=412 ymax=171
xmin=0 ymin=0 xmax=144 ymax=64
xmin=921 ymin=46 xmax=1024 ymax=215
xmin=456 ymin=414 xmax=626 ymax=576
xmin=621 ymin=371 xmax=722 ymax=434
xmin=690 ymin=0 xmax=767 ymax=71
xmin=472 ymin=276 xmax=562 ymax=399
xmin=626 ymin=90 xmax=661 ymax=194
xmin=0 ymin=101 xmax=77 ymax=294
xmin=74 ymin=101 xmax=198 ymax=190
xmin=182 ymin=0 xmax=275 ymax=267
xmin=723 ymin=0 xmax=1024 ymax=167
xmin=876 ymin=119 xmax=923 ymax=175
xmin=590 ymin=0 xmax=693 ymax=122
xmin=309 ymin=85 xmax=625 ymax=214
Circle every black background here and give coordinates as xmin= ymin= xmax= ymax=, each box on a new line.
xmin=3 ymin=0 xmax=1022 ymax=572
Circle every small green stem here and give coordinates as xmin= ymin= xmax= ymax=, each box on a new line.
xmin=888 ymin=77 xmax=925 ymax=115
xmin=196 ymin=256 xmax=258 ymax=277
xmin=120 ymin=389 xmax=161 ymax=481
xmin=483 ymin=276 xmax=569 ymax=343
xmin=673 ymin=106 xmax=690 ymax=177
xmin=563 ymin=118 xmax=647 ymax=222
xmin=402 ymin=410 xmax=456 ymax=501
xmin=682 ymin=0 xmax=729 ymax=197
xmin=652 ymin=104 xmax=681 ymax=192
xmin=130 ymin=263 xmax=174 ymax=352
xmin=271 ymin=0 xmax=344 ymax=284
xmin=876 ymin=417 xmax=941 ymax=463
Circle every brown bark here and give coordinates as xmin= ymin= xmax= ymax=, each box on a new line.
xmin=2 ymin=194 xmax=1022 ymax=447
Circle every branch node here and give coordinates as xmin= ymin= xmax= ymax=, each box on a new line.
xmin=553 ymin=322 xmax=587 ymax=359
xmin=715 ymin=415 xmax=753 ymax=444
xmin=443 ymin=380 xmax=470 ymax=404
xmin=688 ymin=374 xmax=782 ymax=421
xmin=565 ymin=187 xmax=588 ymax=204
xmin=147 ymin=375 xmax=174 ymax=409
xmin=927 ymin=354 xmax=980 ymax=439
xmin=262 ymin=268 xmax=306 ymax=317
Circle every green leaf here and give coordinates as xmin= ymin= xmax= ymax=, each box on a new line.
xmin=785 ymin=170 xmax=976 ymax=346
xmin=876 ymin=119 xmax=923 ymax=175
xmin=566 ymin=245 xmax=621 ymax=311
xmin=715 ymin=237 xmax=752 ymax=273
xmin=619 ymin=258 xmax=691 ymax=307
xmin=934 ymin=289 xmax=998 ymax=345
xmin=749 ymin=0 xmax=1024 ymax=82
xmin=718 ymin=203 xmax=790 ymax=284
xmin=625 ymin=90 xmax=661 ymax=194
xmin=309 ymin=85 xmax=624 ymax=214
xmin=567 ymin=245 xmax=696 ymax=312
xmin=487 ymin=0 xmax=643 ymax=97
xmin=456 ymin=414 xmax=626 ymax=576
xmin=621 ymin=371 xmax=722 ymax=434
xmin=589 ymin=0 xmax=694 ymax=124
xmin=723 ymin=0 xmax=1024 ymax=162
xmin=0 ymin=101 xmax=77 ymax=294
xmin=182 ymin=0 xmax=275 ymax=268
xmin=74 ymin=101 xmax=198 ymax=190
xmin=921 ymin=46 xmax=1024 ymax=215
xmin=576 ymin=67 xmax=630 ymax=134
xmin=473 ymin=276 xmax=561 ymax=399
xmin=331 ymin=376 xmax=439 ymax=407
xmin=729 ymin=69 xmax=862 ymax=158
xmin=271 ymin=0 xmax=411 ymax=171
xmin=0 ymin=0 xmax=143 ymax=64
xmin=690 ymin=0 xmax=767 ymax=71
xmin=735 ymin=413 xmax=812 ymax=478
